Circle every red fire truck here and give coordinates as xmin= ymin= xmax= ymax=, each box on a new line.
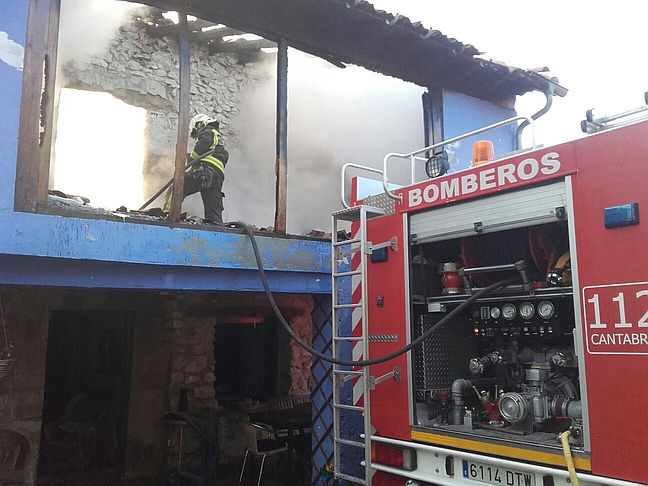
xmin=331 ymin=99 xmax=648 ymax=486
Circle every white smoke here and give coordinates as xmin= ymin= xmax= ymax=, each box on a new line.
xmin=58 ymin=0 xmax=143 ymax=64
xmin=225 ymin=50 xmax=425 ymax=234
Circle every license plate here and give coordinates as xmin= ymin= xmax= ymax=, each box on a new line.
xmin=462 ymin=460 xmax=536 ymax=486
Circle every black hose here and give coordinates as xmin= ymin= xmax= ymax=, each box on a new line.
xmin=233 ymin=221 xmax=518 ymax=367
xmin=138 ymin=148 xmax=217 ymax=211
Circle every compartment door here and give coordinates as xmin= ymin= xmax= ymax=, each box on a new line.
xmin=410 ymin=180 xmax=568 ymax=244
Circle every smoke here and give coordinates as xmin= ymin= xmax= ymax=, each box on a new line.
xmin=225 ymin=50 xmax=425 ymax=234
xmin=58 ymin=0 xmax=143 ymax=64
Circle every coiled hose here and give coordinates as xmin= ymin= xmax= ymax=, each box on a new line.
xmin=233 ymin=221 xmax=517 ymax=367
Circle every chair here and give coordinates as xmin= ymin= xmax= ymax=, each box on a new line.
xmin=267 ymin=397 xmax=294 ymax=411
xmin=238 ymin=422 xmax=287 ymax=486
xmin=266 ymin=397 xmax=295 ymax=438
xmin=40 ymin=391 xmax=115 ymax=475
xmin=0 ymin=430 xmax=30 ymax=485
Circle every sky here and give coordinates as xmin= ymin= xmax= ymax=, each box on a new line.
xmin=368 ymin=0 xmax=648 ymax=146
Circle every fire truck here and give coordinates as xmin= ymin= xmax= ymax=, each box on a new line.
xmin=330 ymin=97 xmax=648 ymax=486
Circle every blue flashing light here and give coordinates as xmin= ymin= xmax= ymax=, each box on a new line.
xmin=603 ymin=203 xmax=640 ymax=229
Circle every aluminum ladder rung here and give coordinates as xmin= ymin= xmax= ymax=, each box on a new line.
xmin=333 ymin=369 xmax=363 ymax=376
xmin=333 ymin=336 xmax=363 ymax=342
xmin=333 ymin=303 xmax=363 ymax=309
xmin=332 ymin=237 xmax=361 ymax=247
xmin=332 ymin=204 xmax=375 ymax=486
xmin=335 ymin=438 xmax=365 ymax=448
xmin=333 ymin=205 xmax=385 ymax=222
xmin=333 ymin=269 xmax=362 ymax=278
xmin=335 ymin=472 xmax=367 ymax=485
xmin=334 ymin=403 xmax=364 ymax=412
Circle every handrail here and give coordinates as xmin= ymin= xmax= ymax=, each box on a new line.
xmin=340 ymin=163 xmax=384 ymax=209
xmin=382 ymin=115 xmax=536 ymax=203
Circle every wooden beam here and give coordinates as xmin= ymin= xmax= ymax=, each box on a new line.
xmin=190 ymin=26 xmax=241 ymax=42
xmin=147 ymin=19 xmax=249 ymax=47
xmin=208 ymin=38 xmax=275 ymax=54
xmin=147 ymin=18 xmax=213 ymax=37
xmin=168 ymin=13 xmax=191 ymax=222
xmin=15 ymin=0 xmax=52 ymax=213
xmin=37 ymin=0 xmax=61 ymax=209
xmin=273 ymin=37 xmax=288 ymax=234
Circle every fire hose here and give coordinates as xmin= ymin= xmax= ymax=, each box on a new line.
xmin=232 ymin=221 xmax=518 ymax=367
xmin=138 ymin=148 xmax=217 ymax=212
xmin=560 ymin=430 xmax=580 ymax=485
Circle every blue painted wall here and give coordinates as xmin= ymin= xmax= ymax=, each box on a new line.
xmin=443 ymin=90 xmax=517 ymax=172
xmin=0 ymin=2 xmax=28 ymax=212
xmin=0 ymin=2 xmax=331 ymax=293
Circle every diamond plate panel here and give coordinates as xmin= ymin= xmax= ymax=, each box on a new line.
xmin=414 ymin=314 xmax=477 ymax=400
xmin=363 ymin=192 xmax=396 ymax=215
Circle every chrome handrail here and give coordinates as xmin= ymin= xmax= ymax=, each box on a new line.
xmin=340 ymin=163 xmax=384 ymax=209
xmin=382 ymin=115 xmax=536 ymax=203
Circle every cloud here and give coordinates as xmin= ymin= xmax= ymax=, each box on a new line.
xmin=0 ymin=31 xmax=24 ymax=70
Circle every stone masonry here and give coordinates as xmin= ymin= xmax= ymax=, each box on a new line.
xmin=59 ymin=9 xmax=269 ymax=203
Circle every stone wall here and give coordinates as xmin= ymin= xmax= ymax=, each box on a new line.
xmin=178 ymin=292 xmax=315 ymax=463
xmin=0 ymin=288 xmax=53 ymax=486
xmin=0 ymin=285 xmax=315 ymax=482
xmin=59 ymin=11 xmax=269 ymax=205
xmin=166 ymin=300 xmax=218 ymax=411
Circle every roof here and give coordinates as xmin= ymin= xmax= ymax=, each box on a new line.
xmin=139 ymin=0 xmax=567 ymax=107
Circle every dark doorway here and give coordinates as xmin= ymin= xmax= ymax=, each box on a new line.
xmin=37 ymin=311 xmax=135 ymax=483
xmin=213 ymin=316 xmax=290 ymax=406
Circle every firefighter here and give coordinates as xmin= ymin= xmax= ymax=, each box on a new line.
xmin=183 ymin=113 xmax=229 ymax=224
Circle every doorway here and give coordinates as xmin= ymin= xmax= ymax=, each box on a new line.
xmin=37 ymin=311 xmax=134 ymax=483
xmin=213 ymin=316 xmax=291 ymax=406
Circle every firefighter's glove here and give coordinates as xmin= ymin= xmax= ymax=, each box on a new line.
xmin=200 ymin=166 xmax=216 ymax=189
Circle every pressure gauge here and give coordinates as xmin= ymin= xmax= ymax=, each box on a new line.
xmin=537 ymin=301 xmax=555 ymax=319
xmin=502 ymin=303 xmax=517 ymax=320
xmin=490 ymin=307 xmax=501 ymax=319
xmin=519 ymin=302 xmax=535 ymax=320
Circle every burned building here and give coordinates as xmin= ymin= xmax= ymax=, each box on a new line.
xmin=0 ymin=0 xmax=565 ymax=484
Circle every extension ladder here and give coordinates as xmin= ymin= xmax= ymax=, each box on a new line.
xmin=331 ymin=204 xmax=389 ymax=485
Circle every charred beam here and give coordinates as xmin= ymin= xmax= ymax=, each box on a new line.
xmin=15 ymin=0 xmax=52 ymax=213
xmin=273 ymin=37 xmax=288 ymax=234
xmin=190 ymin=26 xmax=242 ymax=42
xmin=147 ymin=18 xmax=213 ymax=37
xmin=38 ymin=0 xmax=61 ymax=209
xmin=169 ymin=13 xmax=191 ymax=222
xmin=208 ymin=38 xmax=275 ymax=54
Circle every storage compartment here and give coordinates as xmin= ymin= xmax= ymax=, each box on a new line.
xmin=409 ymin=220 xmax=583 ymax=453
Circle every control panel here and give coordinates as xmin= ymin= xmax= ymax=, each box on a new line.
xmin=469 ymin=298 xmax=572 ymax=340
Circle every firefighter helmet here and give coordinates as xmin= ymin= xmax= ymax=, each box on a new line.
xmin=190 ymin=114 xmax=212 ymax=138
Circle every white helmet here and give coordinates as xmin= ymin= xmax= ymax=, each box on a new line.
xmin=190 ymin=114 xmax=212 ymax=138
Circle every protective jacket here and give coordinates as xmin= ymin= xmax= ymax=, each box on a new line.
xmin=191 ymin=122 xmax=229 ymax=175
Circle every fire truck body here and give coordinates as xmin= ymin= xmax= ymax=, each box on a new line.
xmin=349 ymin=118 xmax=648 ymax=485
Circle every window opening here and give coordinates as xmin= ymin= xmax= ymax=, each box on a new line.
xmin=52 ymin=88 xmax=146 ymax=210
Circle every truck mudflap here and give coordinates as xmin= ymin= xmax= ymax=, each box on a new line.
xmin=369 ymin=435 xmax=643 ymax=486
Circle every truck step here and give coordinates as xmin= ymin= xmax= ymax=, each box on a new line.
xmin=335 ymin=472 xmax=367 ymax=484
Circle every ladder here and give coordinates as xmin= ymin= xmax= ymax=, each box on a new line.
xmin=331 ymin=204 xmax=386 ymax=486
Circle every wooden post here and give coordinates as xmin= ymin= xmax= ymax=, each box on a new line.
xmin=168 ymin=13 xmax=191 ymax=222
xmin=274 ymin=37 xmax=288 ymax=234
xmin=15 ymin=0 xmax=52 ymax=213
xmin=37 ymin=0 xmax=61 ymax=209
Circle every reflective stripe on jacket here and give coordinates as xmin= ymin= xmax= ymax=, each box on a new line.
xmin=191 ymin=126 xmax=229 ymax=175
